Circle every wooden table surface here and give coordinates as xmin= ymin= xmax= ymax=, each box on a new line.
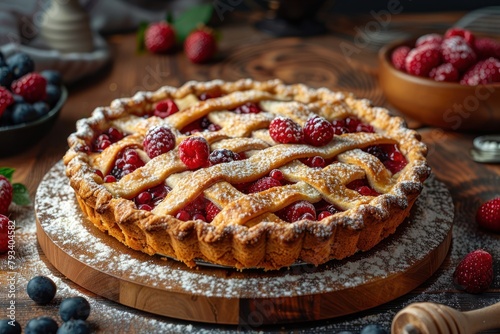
xmin=1 ymin=11 xmax=499 ymax=334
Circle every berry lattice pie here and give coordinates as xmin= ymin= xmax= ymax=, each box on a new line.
xmin=63 ymin=79 xmax=430 ymax=270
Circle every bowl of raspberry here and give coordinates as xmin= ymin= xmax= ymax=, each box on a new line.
xmin=378 ymin=28 xmax=500 ymax=131
xmin=0 ymin=52 xmax=67 ymax=156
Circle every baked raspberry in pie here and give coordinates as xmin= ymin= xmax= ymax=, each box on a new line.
xmin=63 ymin=79 xmax=430 ymax=270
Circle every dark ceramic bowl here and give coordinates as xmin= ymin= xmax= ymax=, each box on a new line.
xmin=0 ymin=86 xmax=67 ymax=156
xmin=379 ymin=40 xmax=500 ymax=132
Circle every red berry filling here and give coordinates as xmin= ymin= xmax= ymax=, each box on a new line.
xmin=303 ymin=115 xmax=334 ymax=147
xmin=174 ymin=195 xmax=221 ymax=223
xmin=300 ymin=156 xmax=325 ymax=168
xmin=0 ymin=215 xmax=9 ymax=254
xmin=134 ymin=184 xmax=172 ymax=210
xmin=231 ymin=102 xmax=262 ymax=114
xmin=347 ymin=179 xmax=379 ymax=196
xmin=332 ymin=117 xmax=374 ymax=134
xmin=209 ymin=149 xmax=240 ymax=165
xmin=181 ymin=117 xmax=220 ymax=135
xmin=143 ymin=126 xmax=176 ymax=159
xmin=198 ymin=90 xmax=223 ymax=101
xmin=154 ymin=99 xmax=179 ymax=118
xmin=280 ymin=200 xmax=317 ymax=223
xmin=92 ymin=127 xmax=126 ymax=152
xmin=364 ymin=144 xmax=407 ymax=174
xmin=178 ymin=137 xmax=210 ymax=169
xmin=247 ymin=176 xmax=282 ymax=193
xmin=108 ymin=148 xmax=145 ymax=180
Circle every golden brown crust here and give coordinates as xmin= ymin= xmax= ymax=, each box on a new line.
xmin=64 ymin=79 xmax=430 ymax=270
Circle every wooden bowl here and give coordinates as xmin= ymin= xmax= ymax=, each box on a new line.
xmin=0 ymin=86 xmax=67 ymax=157
xmin=378 ymin=41 xmax=500 ymax=132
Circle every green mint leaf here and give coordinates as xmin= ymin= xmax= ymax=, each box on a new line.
xmin=0 ymin=167 xmax=15 ymax=182
xmin=136 ymin=21 xmax=149 ymax=53
xmin=12 ymin=183 xmax=31 ymax=206
xmin=173 ymin=4 xmax=213 ymax=42
xmin=166 ymin=12 xmax=174 ymax=24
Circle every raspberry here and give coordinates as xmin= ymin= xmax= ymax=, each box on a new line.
xmin=248 ymin=177 xmax=281 ymax=193
xmin=415 ymin=33 xmax=443 ymax=48
xmin=0 ymin=87 xmax=13 ymax=117
xmin=453 ymin=249 xmax=493 ymax=293
xmin=205 ymin=201 xmax=221 ymax=222
xmin=184 ymin=29 xmax=217 ymax=64
xmin=444 ymin=27 xmax=475 ymax=46
xmin=232 ymin=102 xmax=262 ymax=114
xmin=405 ymin=44 xmax=442 ymax=77
xmin=143 ymin=126 xmax=176 ymax=159
xmin=283 ymin=200 xmax=316 ymax=223
xmin=178 ymin=137 xmax=210 ymax=169
xmin=460 ymin=57 xmax=500 ymax=86
xmin=300 ymin=156 xmax=325 ymax=168
xmin=303 ymin=115 xmax=334 ymax=146
xmin=0 ymin=214 xmax=9 ymax=253
xmin=154 ymin=99 xmax=179 ymax=118
xmin=429 ymin=63 xmax=459 ymax=82
xmin=10 ymin=72 xmax=47 ymax=103
xmin=391 ymin=46 xmax=410 ymax=71
xmin=476 ymin=198 xmax=500 ymax=232
xmin=441 ymin=36 xmax=477 ymax=71
xmin=474 ymin=37 xmax=500 ymax=60
xmin=209 ymin=149 xmax=240 ymax=165
xmin=0 ymin=175 xmax=13 ymax=215
xmin=269 ymin=117 xmax=304 ymax=144
xmin=331 ymin=119 xmax=349 ymax=135
xmin=144 ymin=22 xmax=176 ymax=54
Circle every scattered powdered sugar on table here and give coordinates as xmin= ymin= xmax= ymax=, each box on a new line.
xmin=10 ymin=161 xmax=494 ymax=333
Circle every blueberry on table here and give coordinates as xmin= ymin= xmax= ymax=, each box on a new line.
xmin=27 ymin=276 xmax=57 ymax=305
xmin=56 ymin=319 xmax=91 ymax=334
xmin=6 ymin=53 xmax=34 ymax=80
xmin=25 ymin=316 xmax=58 ymax=334
xmin=360 ymin=324 xmax=388 ymax=334
xmin=0 ymin=319 xmax=22 ymax=334
xmin=59 ymin=297 xmax=91 ymax=322
xmin=40 ymin=70 xmax=62 ymax=86
xmin=11 ymin=103 xmax=38 ymax=124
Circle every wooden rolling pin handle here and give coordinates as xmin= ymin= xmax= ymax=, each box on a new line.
xmin=464 ymin=302 xmax=500 ymax=333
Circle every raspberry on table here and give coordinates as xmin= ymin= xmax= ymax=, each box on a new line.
xmin=10 ymin=72 xmax=47 ymax=103
xmin=476 ymin=197 xmax=500 ymax=232
xmin=303 ymin=115 xmax=334 ymax=146
xmin=390 ymin=46 xmax=410 ymax=71
xmin=143 ymin=125 xmax=176 ymax=159
xmin=247 ymin=176 xmax=281 ymax=193
xmin=59 ymin=296 xmax=91 ymax=321
xmin=26 ymin=276 xmax=57 ymax=305
xmin=269 ymin=116 xmax=304 ymax=144
xmin=415 ymin=33 xmax=443 ymax=48
xmin=429 ymin=63 xmax=459 ymax=82
xmin=453 ymin=249 xmax=493 ymax=293
xmin=441 ymin=36 xmax=477 ymax=71
xmin=144 ymin=22 xmax=176 ymax=54
xmin=178 ymin=137 xmax=210 ymax=169
xmin=405 ymin=43 xmax=442 ymax=77
xmin=0 ymin=175 xmax=13 ymax=215
xmin=154 ymin=99 xmax=179 ymax=118
xmin=460 ymin=57 xmax=500 ymax=85
xmin=184 ymin=29 xmax=217 ymax=64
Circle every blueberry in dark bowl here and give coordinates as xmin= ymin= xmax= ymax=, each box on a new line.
xmin=7 ymin=53 xmax=34 ymax=80
xmin=11 ymin=102 xmax=38 ymax=125
xmin=46 ymin=84 xmax=62 ymax=107
xmin=27 ymin=275 xmax=57 ymax=305
xmin=0 ymin=66 xmax=13 ymax=87
xmin=41 ymin=69 xmax=62 ymax=86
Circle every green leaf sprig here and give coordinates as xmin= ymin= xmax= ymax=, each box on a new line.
xmin=0 ymin=167 xmax=31 ymax=206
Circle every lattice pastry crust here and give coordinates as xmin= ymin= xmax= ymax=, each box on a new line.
xmin=63 ymin=79 xmax=430 ymax=270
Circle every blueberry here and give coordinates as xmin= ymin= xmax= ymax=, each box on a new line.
xmin=11 ymin=103 xmax=38 ymax=124
xmin=33 ymin=101 xmax=50 ymax=117
xmin=40 ymin=70 xmax=62 ymax=86
xmin=11 ymin=94 xmax=24 ymax=104
xmin=59 ymin=297 xmax=91 ymax=322
xmin=0 ymin=319 xmax=22 ymax=334
xmin=360 ymin=324 xmax=388 ymax=334
xmin=56 ymin=320 xmax=91 ymax=334
xmin=25 ymin=316 xmax=58 ymax=334
xmin=45 ymin=84 xmax=62 ymax=107
xmin=7 ymin=53 xmax=34 ymax=80
xmin=26 ymin=276 xmax=57 ymax=305
xmin=0 ymin=52 xmax=6 ymax=67
xmin=0 ymin=66 xmax=13 ymax=87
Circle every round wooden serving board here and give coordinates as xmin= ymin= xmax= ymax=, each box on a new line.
xmin=35 ymin=162 xmax=454 ymax=325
